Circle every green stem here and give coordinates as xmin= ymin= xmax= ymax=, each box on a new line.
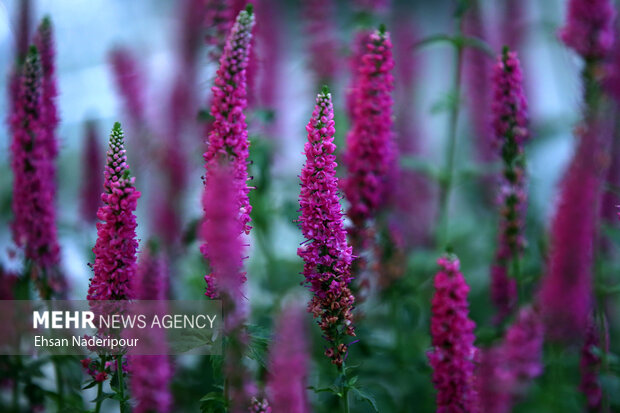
xmin=94 ymin=380 xmax=103 ymax=413
xmin=117 ymin=355 xmax=127 ymax=413
xmin=339 ymin=365 xmax=350 ymax=413
xmin=436 ymin=17 xmax=465 ymax=250
xmin=12 ymin=373 xmax=18 ymax=412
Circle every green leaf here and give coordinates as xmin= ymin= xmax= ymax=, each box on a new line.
xmin=90 ymin=391 xmax=114 ymax=403
xmin=351 ymin=387 xmax=379 ymax=412
xmin=82 ymin=380 xmax=98 ymax=390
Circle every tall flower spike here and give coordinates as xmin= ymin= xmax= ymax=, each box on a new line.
xmin=266 ymin=302 xmax=310 ymax=413
xmin=9 ymin=46 xmax=61 ymax=271
xmin=489 ymin=48 xmax=529 ymax=322
xmin=109 ymin=48 xmax=147 ymax=129
xmin=204 ymin=6 xmax=255 ymax=237
xmin=88 ymin=122 xmax=141 ymax=301
xmin=538 ymin=124 xmax=603 ymax=342
xmin=428 ymin=255 xmax=478 ymax=412
xmin=342 ymin=27 xmax=395 ymax=248
xmin=298 ymin=88 xmax=355 ymax=367
xmin=34 ymin=17 xmax=59 ymax=161
xmin=304 ymin=0 xmax=340 ymax=85
xmin=129 ymin=244 xmax=172 ymax=413
xmin=559 ymin=0 xmax=616 ymax=59
xmin=80 ymin=121 xmax=103 ymax=223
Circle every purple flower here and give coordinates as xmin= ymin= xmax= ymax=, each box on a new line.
xmin=266 ymin=302 xmax=310 ymax=413
xmin=428 ymin=255 xmax=478 ymax=412
xmin=129 ymin=245 xmax=172 ymax=413
xmin=80 ymin=121 xmax=104 ymax=223
xmin=489 ymin=49 xmax=530 ymax=322
xmin=87 ymin=122 xmax=141 ymax=301
xmin=15 ymin=0 xmax=32 ymax=62
xmin=559 ymin=0 xmax=616 ymax=59
xmin=9 ymin=47 xmax=61 ymax=271
xmin=204 ymin=6 xmax=255 ymax=238
xmin=304 ymin=0 xmax=340 ymax=84
xmin=345 ymin=30 xmax=371 ymax=121
xmin=342 ymin=27 xmax=395 ymax=247
xmin=298 ymin=89 xmax=355 ymax=367
xmin=538 ymin=124 xmax=603 ymax=342
xmin=201 ymin=160 xmax=247 ymax=318
xmin=580 ymin=316 xmax=607 ymax=410
xmin=109 ymin=48 xmax=146 ymax=128
xmin=478 ymin=306 xmax=544 ymax=413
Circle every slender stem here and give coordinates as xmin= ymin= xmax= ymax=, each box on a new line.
xmin=339 ymin=364 xmax=350 ymax=413
xmin=12 ymin=374 xmax=18 ymax=412
xmin=94 ymin=380 xmax=103 ymax=413
xmin=436 ymin=18 xmax=465 ymax=250
xmin=117 ymin=355 xmax=127 ymax=413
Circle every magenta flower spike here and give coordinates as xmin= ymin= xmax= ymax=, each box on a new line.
xmin=478 ymin=306 xmax=544 ymax=413
xmin=298 ymin=88 xmax=355 ymax=367
xmin=304 ymin=0 xmax=340 ymax=85
xmin=204 ymin=6 xmax=255 ymax=237
xmin=342 ymin=26 xmax=395 ymax=247
xmin=15 ymin=0 xmax=33 ymax=62
xmin=129 ymin=245 xmax=172 ymax=413
xmin=9 ymin=47 xmax=61 ymax=271
xmin=80 ymin=121 xmax=104 ymax=223
xmin=428 ymin=255 xmax=478 ymax=412
xmin=489 ymin=48 xmax=530 ymax=322
xmin=345 ymin=30 xmax=371 ymax=121
xmin=34 ymin=17 xmax=59 ymax=162
xmin=109 ymin=48 xmax=146 ymax=129
xmin=87 ymin=122 xmax=141 ymax=301
xmin=559 ymin=0 xmax=616 ymax=59
xmin=580 ymin=316 xmax=607 ymax=410
xmin=266 ymin=302 xmax=310 ymax=413
xmin=538 ymin=126 xmax=602 ymax=342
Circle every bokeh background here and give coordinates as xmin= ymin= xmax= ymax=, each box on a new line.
xmin=0 ymin=0 xmax=618 ymax=411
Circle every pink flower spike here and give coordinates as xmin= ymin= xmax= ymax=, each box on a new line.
xmin=80 ymin=121 xmax=104 ymax=223
xmin=559 ymin=0 xmax=616 ymax=59
xmin=428 ymin=255 xmax=479 ymax=412
xmin=266 ymin=302 xmax=310 ymax=413
xmin=204 ymin=6 xmax=255 ymax=236
xmin=88 ymin=122 xmax=141 ymax=301
xmin=298 ymin=88 xmax=355 ymax=367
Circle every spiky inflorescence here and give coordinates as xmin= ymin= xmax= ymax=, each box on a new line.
xmin=342 ymin=27 xmax=395 ymax=247
xmin=558 ymin=0 xmax=616 ymax=59
xmin=298 ymin=90 xmax=355 ymax=367
xmin=80 ymin=121 xmax=103 ymax=223
xmin=34 ymin=17 xmax=59 ymax=161
xmin=345 ymin=30 xmax=371 ymax=120
xmin=200 ymin=160 xmax=247 ymax=307
xmin=538 ymin=125 xmax=602 ymax=342
xmin=478 ymin=306 xmax=544 ymax=413
xmin=428 ymin=256 xmax=478 ymax=412
xmin=303 ymin=0 xmax=340 ymax=85
xmin=87 ymin=122 xmax=140 ymax=301
xmin=109 ymin=48 xmax=146 ymax=128
xmin=489 ymin=48 xmax=529 ymax=322
xmin=201 ymin=161 xmax=253 ymax=412
xmin=204 ymin=7 xmax=255 ymax=241
xmin=129 ymin=245 xmax=172 ymax=413
xmin=9 ymin=47 xmax=61 ymax=270
xmin=580 ymin=316 xmax=607 ymax=411
xmin=266 ymin=302 xmax=310 ymax=413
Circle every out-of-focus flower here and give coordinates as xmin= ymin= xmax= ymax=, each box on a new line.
xmin=109 ymin=48 xmax=146 ymax=129
xmin=129 ymin=244 xmax=172 ymax=413
xmin=204 ymin=6 xmax=255 ymax=237
xmin=538 ymin=124 xmax=604 ymax=342
xmin=580 ymin=316 xmax=607 ymax=410
xmin=250 ymin=398 xmax=272 ymax=413
xmin=266 ymin=302 xmax=310 ymax=413
xmin=87 ymin=122 xmax=140 ymax=301
xmin=303 ymin=0 xmax=339 ymax=85
xmin=351 ymin=0 xmax=389 ymax=14
xmin=205 ymin=0 xmax=233 ymax=61
xmin=342 ymin=27 xmax=395 ymax=249
xmin=9 ymin=47 xmax=61 ymax=272
xmin=489 ymin=48 xmax=530 ymax=322
xmin=428 ymin=255 xmax=478 ymax=412
xmin=80 ymin=121 xmax=103 ymax=223
xmin=478 ymin=306 xmax=544 ymax=413
xmin=559 ymin=0 xmax=616 ymax=59
xmin=298 ymin=89 xmax=355 ymax=367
